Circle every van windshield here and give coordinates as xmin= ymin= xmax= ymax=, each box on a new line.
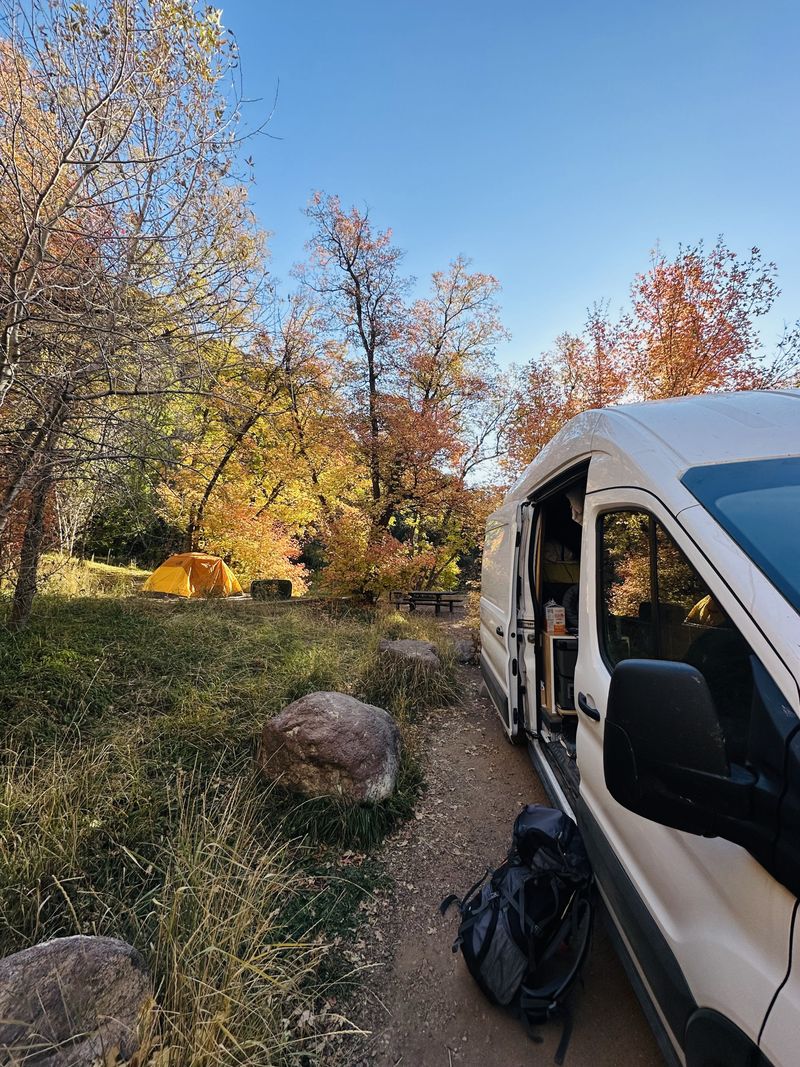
xmin=682 ymin=457 xmax=800 ymax=615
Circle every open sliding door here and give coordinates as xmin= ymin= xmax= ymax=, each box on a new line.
xmin=479 ymin=500 xmax=530 ymax=740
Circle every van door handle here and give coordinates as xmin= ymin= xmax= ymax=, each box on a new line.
xmin=577 ymin=692 xmax=600 ymax=722
xmin=496 ymin=625 xmax=504 ymax=636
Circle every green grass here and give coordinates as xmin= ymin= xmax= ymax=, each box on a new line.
xmin=0 ymin=592 xmax=457 ymax=1064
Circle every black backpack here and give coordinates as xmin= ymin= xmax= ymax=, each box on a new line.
xmin=441 ymin=805 xmax=594 ymax=1064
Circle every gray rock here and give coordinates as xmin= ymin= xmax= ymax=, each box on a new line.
xmin=259 ymin=691 xmax=401 ymax=802
xmin=378 ymin=638 xmax=440 ymax=670
xmin=454 ymin=637 xmax=478 ymax=665
xmin=0 ymin=935 xmax=150 ymax=1066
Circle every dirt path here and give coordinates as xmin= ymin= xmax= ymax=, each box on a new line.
xmin=328 ymin=623 xmax=664 ymax=1067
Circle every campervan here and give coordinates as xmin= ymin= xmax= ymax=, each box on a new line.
xmin=480 ymin=390 xmax=800 ymax=1067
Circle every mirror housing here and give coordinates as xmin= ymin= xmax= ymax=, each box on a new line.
xmin=604 ymin=659 xmax=755 ymax=834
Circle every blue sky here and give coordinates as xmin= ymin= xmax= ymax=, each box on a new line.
xmin=221 ymin=0 xmax=800 ymax=368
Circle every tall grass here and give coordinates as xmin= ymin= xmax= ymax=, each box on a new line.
xmin=361 ymin=609 xmax=461 ymax=720
xmin=37 ymin=554 xmax=150 ymax=597
xmin=0 ymin=593 xmax=458 ymax=1062
xmin=0 ymin=755 xmax=342 ymax=1064
xmin=138 ymin=777 xmax=338 ymax=1066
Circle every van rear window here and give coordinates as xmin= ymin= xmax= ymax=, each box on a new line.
xmin=681 ymin=457 xmax=800 ymax=615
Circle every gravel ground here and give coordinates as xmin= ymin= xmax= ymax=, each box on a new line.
xmin=324 ymin=625 xmax=665 ymax=1067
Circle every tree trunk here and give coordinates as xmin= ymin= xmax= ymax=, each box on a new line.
xmin=366 ymin=349 xmax=382 ymax=507
xmin=185 ymin=505 xmax=197 ymax=552
xmin=187 ymin=410 xmax=261 ymax=553
xmin=8 ymin=474 xmax=51 ymax=630
xmin=0 ymin=390 xmax=68 ymax=542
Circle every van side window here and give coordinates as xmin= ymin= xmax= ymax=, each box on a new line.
xmin=599 ymin=511 xmax=656 ymax=664
xmin=599 ymin=509 xmax=753 ymax=763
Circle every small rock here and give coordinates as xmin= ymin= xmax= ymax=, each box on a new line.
xmin=378 ymin=638 xmax=440 ymax=670
xmin=259 ymin=691 xmax=401 ymax=802
xmin=0 ymin=935 xmax=150 ymax=1066
xmin=453 ymin=638 xmax=478 ymax=665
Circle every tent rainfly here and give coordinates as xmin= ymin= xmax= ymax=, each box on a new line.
xmin=143 ymin=552 xmax=243 ymax=598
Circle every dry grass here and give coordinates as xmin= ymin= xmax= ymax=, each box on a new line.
xmin=35 ymin=554 xmax=151 ymax=597
xmin=1 ymin=755 xmax=343 ymax=1064
xmin=136 ymin=777 xmax=343 ymax=1066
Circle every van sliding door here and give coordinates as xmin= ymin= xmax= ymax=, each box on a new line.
xmin=479 ymin=501 xmax=525 ymax=739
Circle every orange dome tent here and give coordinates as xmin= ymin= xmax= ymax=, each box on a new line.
xmin=143 ymin=552 xmax=243 ymax=598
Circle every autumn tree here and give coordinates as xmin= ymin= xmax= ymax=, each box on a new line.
xmin=299 ymin=195 xmax=511 ymax=595
xmin=276 ymin=292 xmax=357 ymax=517
xmin=156 ymin=299 xmax=351 ymax=590
xmin=301 ymin=192 xmax=408 ymax=514
xmin=622 ymin=240 xmax=796 ymax=398
xmin=0 ymin=0 xmax=268 ymax=625
xmin=506 ymin=238 xmax=800 ymax=475
xmin=504 ymin=310 xmax=627 ymax=476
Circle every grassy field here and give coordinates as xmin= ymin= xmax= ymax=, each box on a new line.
xmin=0 ymin=586 xmax=458 ymax=1065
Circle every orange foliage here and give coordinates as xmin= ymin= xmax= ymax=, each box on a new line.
xmin=320 ymin=511 xmax=436 ymax=599
xmin=300 ymin=201 xmax=511 ymax=593
xmin=623 ymin=241 xmax=781 ymax=398
xmin=506 ymin=238 xmax=799 ymax=475
xmin=198 ymin=492 xmax=308 ymax=592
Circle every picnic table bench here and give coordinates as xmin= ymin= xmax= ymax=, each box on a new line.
xmin=390 ymin=590 xmax=465 ymax=615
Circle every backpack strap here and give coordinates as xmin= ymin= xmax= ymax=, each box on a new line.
xmin=554 ymin=1006 xmax=574 ymax=1066
xmin=536 ymin=879 xmax=563 ymax=937
xmin=521 ymin=1003 xmax=574 ymax=1065
xmin=520 ymin=895 xmax=594 ymax=1064
xmin=532 ymin=893 xmax=593 ymax=987
xmin=441 ymin=868 xmax=498 ymax=956
xmin=440 ymin=867 xmax=492 ymax=917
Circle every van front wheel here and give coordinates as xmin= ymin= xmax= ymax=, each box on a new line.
xmin=684 ymin=1008 xmax=774 ymax=1067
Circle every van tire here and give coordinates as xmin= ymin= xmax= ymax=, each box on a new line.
xmin=684 ymin=1008 xmax=774 ymax=1067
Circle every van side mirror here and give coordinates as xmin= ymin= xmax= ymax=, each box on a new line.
xmin=604 ymin=659 xmax=755 ymax=834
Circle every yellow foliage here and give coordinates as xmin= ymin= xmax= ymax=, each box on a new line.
xmin=199 ymin=494 xmax=308 ymax=592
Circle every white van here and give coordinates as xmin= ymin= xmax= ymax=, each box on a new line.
xmin=480 ymin=390 xmax=800 ymax=1067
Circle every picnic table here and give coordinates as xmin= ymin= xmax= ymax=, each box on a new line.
xmin=390 ymin=590 xmax=465 ymax=615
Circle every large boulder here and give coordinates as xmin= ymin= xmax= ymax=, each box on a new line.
xmin=378 ymin=638 xmax=440 ymax=670
xmin=259 ymin=691 xmax=401 ymax=802
xmin=0 ymin=935 xmax=150 ymax=1066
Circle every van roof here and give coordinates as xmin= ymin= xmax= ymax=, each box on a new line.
xmin=507 ymin=389 xmax=800 ymax=504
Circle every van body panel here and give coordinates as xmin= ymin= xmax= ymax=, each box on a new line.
xmin=509 ymin=391 xmax=800 ymax=516
xmin=577 ymin=794 xmax=694 ymax=1060
xmin=759 ymin=901 xmax=800 ymax=1067
xmin=485 ymin=391 xmax=800 ymax=1065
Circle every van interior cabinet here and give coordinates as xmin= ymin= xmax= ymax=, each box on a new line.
xmin=540 ymin=633 xmax=578 ymax=723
